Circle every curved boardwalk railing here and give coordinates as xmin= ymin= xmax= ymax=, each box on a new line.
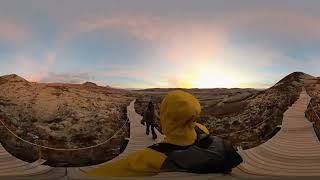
xmin=0 ymin=116 xmax=129 ymax=151
xmin=0 ymin=90 xmax=320 ymax=179
xmin=236 ymin=90 xmax=320 ymax=177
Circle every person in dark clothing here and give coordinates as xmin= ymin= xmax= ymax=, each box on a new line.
xmin=141 ymin=101 xmax=158 ymax=140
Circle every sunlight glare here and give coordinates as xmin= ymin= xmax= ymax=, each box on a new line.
xmin=180 ymin=63 xmax=238 ymax=88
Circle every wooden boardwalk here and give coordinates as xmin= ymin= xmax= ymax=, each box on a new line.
xmin=237 ymin=90 xmax=320 ymax=177
xmin=0 ymin=90 xmax=320 ymax=179
xmin=0 ymin=144 xmax=66 ymax=180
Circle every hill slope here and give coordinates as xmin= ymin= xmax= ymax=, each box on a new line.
xmin=133 ymin=72 xmax=316 ymax=149
xmin=0 ymin=74 xmax=133 ymax=166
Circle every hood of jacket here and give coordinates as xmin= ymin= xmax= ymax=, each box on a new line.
xmin=160 ymin=90 xmax=201 ymax=146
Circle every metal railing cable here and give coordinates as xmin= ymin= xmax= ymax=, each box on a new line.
xmin=0 ymin=117 xmax=129 ymax=151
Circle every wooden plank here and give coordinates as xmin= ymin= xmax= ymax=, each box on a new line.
xmin=238 ymin=90 xmax=320 ymax=177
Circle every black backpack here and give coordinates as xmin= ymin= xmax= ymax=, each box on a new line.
xmin=148 ymin=127 xmax=243 ymax=174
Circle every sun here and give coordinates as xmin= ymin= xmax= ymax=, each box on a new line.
xmin=180 ymin=64 xmax=238 ymax=88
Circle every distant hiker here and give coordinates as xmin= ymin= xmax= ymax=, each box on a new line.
xmin=87 ymin=90 xmax=243 ymax=178
xmin=140 ymin=101 xmax=158 ymax=140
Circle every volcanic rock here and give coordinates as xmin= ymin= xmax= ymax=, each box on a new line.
xmin=0 ymin=74 xmax=133 ymax=166
xmin=133 ymin=72 xmax=316 ymax=149
xmin=82 ymin=81 xmax=98 ymax=87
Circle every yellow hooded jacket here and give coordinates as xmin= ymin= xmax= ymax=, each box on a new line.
xmin=87 ymin=90 xmax=209 ymax=177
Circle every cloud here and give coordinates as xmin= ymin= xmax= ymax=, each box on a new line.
xmin=14 ymin=56 xmax=50 ymax=82
xmin=76 ymin=9 xmax=320 ymax=43
xmin=217 ymin=9 xmax=320 ymax=45
xmin=46 ymin=8 xmax=320 ymax=71
xmin=309 ymin=58 xmax=320 ymax=67
xmin=0 ymin=19 xmax=30 ymax=42
xmin=43 ymin=16 xmax=227 ymax=87
xmin=93 ymin=67 xmax=163 ymax=87
xmin=0 ymin=54 xmax=56 ymax=82
xmin=40 ymin=72 xmax=92 ymax=84
xmin=223 ymin=45 xmax=304 ymax=68
xmin=71 ymin=11 xmax=320 ymax=67
xmin=45 ymin=53 xmax=56 ymax=65
xmin=2 ymin=2 xmax=320 ymax=88
xmin=77 ymin=16 xmax=161 ymax=40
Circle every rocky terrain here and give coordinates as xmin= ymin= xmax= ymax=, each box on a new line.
xmin=1 ymin=72 xmax=319 ymax=167
xmin=134 ymin=72 xmax=317 ymax=149
xmin=304 ymin=76 xmax=320 ymax=139
xmin=0 ymin=74 xmax=133 ymax=166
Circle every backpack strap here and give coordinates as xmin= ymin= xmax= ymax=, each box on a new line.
xmin=149 ymin=126 xmax=209 ymax=154
xmin=195 ymin=126 xmax=213 ymax=149
xmin=149 ymin=127 xmax=243 ymax=174
xmin=148 ymin=143 xmax=190 ymax=155
xmin=148 ymin=143 xmax=193 ymax=172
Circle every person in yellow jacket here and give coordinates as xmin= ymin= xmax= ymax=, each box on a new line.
xmin=87 ymin=90 xmax=209 ymax=177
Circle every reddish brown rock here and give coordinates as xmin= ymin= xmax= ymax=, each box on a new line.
xmin=133 ymin=72 xmax=313 ymax=149
xmin=0 ymin=74 xmax=133 ymax=166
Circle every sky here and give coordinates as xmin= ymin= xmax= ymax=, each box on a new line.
xmin=0 ymin=0 xmax=320 ymax=89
